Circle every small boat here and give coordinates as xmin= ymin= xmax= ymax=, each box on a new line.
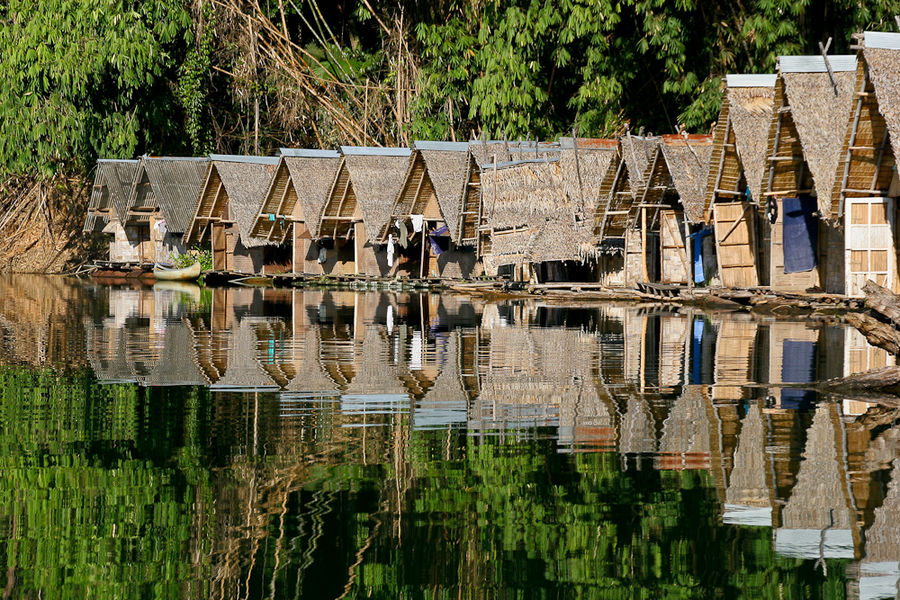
xmin=153 ymin=261 xmax=201 ymax=281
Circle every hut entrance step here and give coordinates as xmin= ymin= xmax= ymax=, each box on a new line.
xmin=637 ymin=282 xmax=683 ymax=298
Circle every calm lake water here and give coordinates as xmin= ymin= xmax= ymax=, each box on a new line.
xmin=0 ymin=275 xmax=898 ymax=599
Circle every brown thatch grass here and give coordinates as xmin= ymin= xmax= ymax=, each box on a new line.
xmin=216 ymin=161 xmax=279 ymax=248
xmin=862 ymin=47 xmax=900 ymax=164
xmin=343 ymin=154 xmax=410 ymax=241
xmin=481 ymin=160 xmax=565 ymax=230
xmin=727 ymin=86 xmax=776 ymax=202
xmin=660 ymin=135 xmax=713 ymax=223
xmin=620 ymin=135 xmax=658 ymax=199
xmin=782 ymin=70 xmax=856 ymax=216
xmin=470 ymin=141 xmax=511 ymax=166
xmin=285 ymin=155 xmax=342 ymax=236
xmin=419 ymin=149 xmax=470 ymax=242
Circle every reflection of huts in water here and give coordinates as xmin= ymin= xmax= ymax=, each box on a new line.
xmin=249 ymin=149 xmax=343 ymax=275
xmin=120 ymin=156 xmax=210 ymax=263
xmin=618 ymin=395 xmax=657 ymax=455
xmin=859 ymin=458 xmax=900 ymax=598
xmin=657 ymin=387 xmax=713 ymax=470
xmin=184 ymin=155 xmax=282 ymax=274
xmin=184 ymin=316 xmax=229 ymax=385
xmin=764 ymin=56 xmax=857 ymax=293
xmin=145 ymin=322 xmax=209 ymax=386
xmin=635 ymin=135 xmax=713 ymax=284
xmin=775 ymin=402 xmax=858 ymax=560
xmin=85 ymin=324 xmax=134 ymax=383
xmin=594 ymin=135 xmax=659 ymax=286
xmin=479 ymin=138 xmax=617 ymax=283
xmin=713 ymin=317 xmax=758 ymax=401
xmin=413 ymin=331 xmax=469 ymax=430
xmin=724 ymin=403 xmax=775 ymax=526
xmin=705 ymin=74 xmax=776 ymax=288
xmin=766 ymin=321 xmax=819 ymax=409
xmin=279 ymin=328 xmax=340 ymax=396
xmin=211 ymin=319 xmax=279 ymax=391
xmin=84 ymin=159 xmax=141 ymax=263
xmin=658 ymin=313 xmax=690 ymax=391
xmin=340 ymin=326 xmax=409 ymax=423
xmin=833 ymin=32 xmax=900 ymax=296
xmin=380 ymin=141 xmax=480 ymax=279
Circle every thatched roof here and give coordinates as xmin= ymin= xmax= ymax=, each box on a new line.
xmin=660 ymin=135 xmax=713 ymax=223
xmin=142 ymin=157 xmax=209 ymax=233
xmin=85 ymin=159 xmax=138 ymax=233
xmin=779 ymin=55 xmax=857 ymax=216
xmin=481 ymin=158 xmax=563 ymax=231
xmin=620 ymin=135 xmax=659 ymax=199
xmin=146 ymin=322 xmax=208 ymax=386
xmin=283 ymin=328 xmax=340 ymax=393
xmin=212 ymin=155 xmax=280 ymax=248
xmin=285 ymin=152 xmax=342 ymax=240
xmin=863 ymin=34 xmax=900 ymax=164
xmin=417 ymin=141 xmax=471 ymax=243
xmin=595 ymin=138 xmax=658 ymax=238
xmin=559 ymin=137 xmax=618 ymax=221
xmin=341 ymin=146 xmax=411 ymax=242
xmin=862 ymin=458 xmax=900 ymax=564
xmin=725 ymin=404 xmax=770 ymax=508
xmin=725 ymin=75 xmax=777 ymax=203
xmin=618 ymin=395 xmax=656 ymax=454
xmin=658 ymin=387 xmax=711 ymax=462
xmin=413 ymin=331 xmax=468 ymax=430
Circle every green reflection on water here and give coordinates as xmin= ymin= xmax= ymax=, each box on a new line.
xmin=0 ymin=367 xmax=849 ymax=599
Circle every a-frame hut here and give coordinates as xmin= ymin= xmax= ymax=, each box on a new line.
xmin=833 ymin=31 xmax=900 ymax=296
xmin=380 ymin=141 xmax=479 ymax=279
xmin=311 ymin=147 xmax=410 ymax=276
xmin=634 ymin=134 xmax=713 ymax=284
xmin=764 ymin=55 xmax=857 ymax=293
xmin=705 ymin=74 xmax=776 ymax=288
xmin=480 ymin=137 xmax=617 ymax=283
xmin=249 ymin=148 xmax=343 ymax=274
xmin=183 ymin=155 xmax=282 ymax=274
xmin=119 ymin=156 xmax=210 ymax=263
xmin=84 ymin=159 xmax=141 ymax=263
xmin=594 ymin=135 xmax=660 ymax=286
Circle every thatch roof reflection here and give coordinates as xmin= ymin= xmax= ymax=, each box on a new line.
xmin=724 ymin=404 xmax=773 ymax=526
xmin=657 ymin=387 xmax=711 ymax=470
xmin=212 ymin=320 xmax=279 ymax=391
xmin=618 ymin=396 xmax=656 ymax=454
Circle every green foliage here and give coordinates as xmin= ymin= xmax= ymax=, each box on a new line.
xmin=177 ymin=1 xmax=216 ymax=155
xmin=0 ymin=0 xmax=191 ymax=177
xmin=172 ymin=246 xmax=213 ymax=271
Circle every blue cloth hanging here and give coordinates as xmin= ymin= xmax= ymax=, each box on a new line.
xmin=690 ymin=229 xmax=712 ymax=284
xmin=782 ymin=196 xmax=818 ymax=274
xmin=691 ymin=318 xmax=704 ymax=384
xmin=428 ymin=225 xmax=450 ymax=255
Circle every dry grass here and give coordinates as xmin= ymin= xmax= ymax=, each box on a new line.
xmin=863 ymin=47 xmax=900 ymax=164
xmin=419 ymin=149 xmax=470 ymax=242
xmin=661 ymin=135 xmax=713 ymax=223
xmin=782 ymin=70 xmax=856 ymax=216
xmin=216 ymin=161 xmax=279 ymax=248
xmin=343 ymin=154 xmax=410 ymax=241
xmin=727 ymin=86 xmax=776 ymax=202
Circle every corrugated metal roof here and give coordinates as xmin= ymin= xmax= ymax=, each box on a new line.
xmin=143 ymin=157 xmax=209 ymax=233
xmin=413 ymin=140 xmax=469 ymax=152
xmin=558 ymin=137 xmax=618 ymax=149
xmin=865 ymin=31 xmax=900 ymax=50
xmin=340 ymin=146 xmax=412 ymax=157
xmin=779 ymin=55 xmax=857 ymax=73
xmin=726 ymin=73 xmax=777 ymax=88
xmin=480 ymin=157 xmax=560 ymax=170
xmin=279 ymin=148 xmax=341 ymax=158
xmin=98 ymin=159 xmax=139 ymax=164
xmin=209 ymin=154 xmax=280 ymax=165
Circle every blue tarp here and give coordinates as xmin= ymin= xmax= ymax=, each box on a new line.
xmin=782 ymin=196 xmax=818 ymax=274
xmin=780 ymin=339 xmax=817 ymax=409
xmin=691 ymin=318 xmax=705 ymax=384
xmin=691 ymin=229 xmax=712 ymax=283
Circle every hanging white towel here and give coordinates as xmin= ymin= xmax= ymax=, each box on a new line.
xmin=386 ymin=234 xmax=395 ymax=267
xmin=411 ymin=214 xmax=424 ymax=233
xmin=386 ymin=304 xmax=394 ymax=335
xmin=410 ymin=330 xmax=423 ymax=371
xmin=318 ymin=245 xmax=327 ymax=263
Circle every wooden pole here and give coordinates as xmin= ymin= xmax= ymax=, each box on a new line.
xmin=685 ymin=218 xmax=694 ymax=291
xmin=818 ymin=38 xmax=838 ymax=96
xmin=572 ymin=126 xmax=586 ymax=220
xmin=641 ymin=207 xmax=649 ymax=282
xmin=419 ymin=227 xmax=426 ymax=279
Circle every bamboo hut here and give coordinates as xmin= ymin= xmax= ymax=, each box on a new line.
xmin=184 ymin=155 xmax=282 ymax=274
xmin=120 ymin=156 xmax=210 ymax=263
xmin=84 ymin=159 xmax=141 ymax=263
xmin=309 ymin=147 xmax=411 ymax=276
xmin=634 ymin=134 xmax=713 ymax=284
xmin=594 ymin=135 xmax=660 ymax=286
xmin=480 ymin=138 xmax=617 ymax=282
xmin=249 ymin=149 xmax=343 ymax=274
xmin=705 ymin=74 xmax=777 ymax=288
xmin=380 ymin=141 xmax=479 ymax=279
xmin=833 ymin=32 xmax=900 ymax=296
xmin=211 ymin=319 xmax=280 ymax=391
xmin=764 ymin=55 xmax=857 ymax=292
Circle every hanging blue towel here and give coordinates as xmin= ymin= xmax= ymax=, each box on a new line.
xmin=780 ymin=339 xmax=816 ymax=409
xmin=690 ymin=229 xmax=712 ymax=283
xmin=782 ymin=196 xmax=818 ymax=274
xmin=428 ymin=225 xmax=450 ymax=255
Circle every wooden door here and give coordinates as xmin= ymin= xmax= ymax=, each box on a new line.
xmin=225 ymin=229 xmax=236 ymax=272
xmin=212 ymin=223 xmax=226 ymax=271
xmin=713 ymin=202 xmax=759 ymax=288
xmin=844 ymin=197 xmax=895 ymax=297
xmin=770 ymin=198 xmax=819 ymax=291
xmin=660 ymin=210 xmax=689 ymax=284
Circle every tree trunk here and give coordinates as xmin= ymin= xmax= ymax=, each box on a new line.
xmin=863 ymin=280 xmax=900 ymax=326
xmin=844 ymin=312 xmax=900 ymax=355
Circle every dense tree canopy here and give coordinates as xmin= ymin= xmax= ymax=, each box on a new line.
xmin=2 ymin=0 xmax=900 ymax=177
